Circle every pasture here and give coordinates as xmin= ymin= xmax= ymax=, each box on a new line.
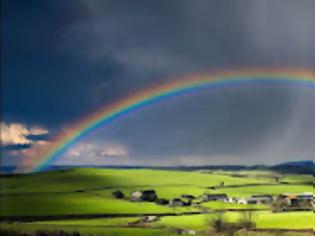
xmin=0 ymin=168 xmax=313 ymax=235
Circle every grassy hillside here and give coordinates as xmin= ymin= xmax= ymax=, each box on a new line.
xmin=0 ymin=168 xmax=281 ymax=216
xmin=0 ymin=168 xmax=274 ymax=194
xmin=0 ymin=168 xmax=313 ymax=235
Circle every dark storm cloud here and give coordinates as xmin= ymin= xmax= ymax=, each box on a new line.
xmin=73 ymin=0 xmax=315 ymax=69
xmin=4 ymin=0 xmax=315 ymax=124
xmin=2 ymin=0 xmax=315 ymax=166
xmin=1 ymin=144 xmax=32 ymax=152
xmin=2 ymin=0 xmax=120 ymax=127
xmin=86 ymin=84 xmax=314 ymax=165
xmin=25 ymin=134 xmax=50 ymax=142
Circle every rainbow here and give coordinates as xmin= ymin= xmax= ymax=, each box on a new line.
xmin=21 ymin=69 xmax=314 ymax=173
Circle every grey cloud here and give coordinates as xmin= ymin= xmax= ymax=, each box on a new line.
xmin=4 ymin=0 xmax=314 ymax=167
xmin=84 ymin=84 xmax=314 ymax=165
xmin=59 ymin=0 xmax=315 ymax=110
xmin=54 ymin=0 xmax=315 ymax=165
xmin=1 ymin=144 xmax=32 ymax=152
xmin=70 ymin=0 xmax=315 ymax=71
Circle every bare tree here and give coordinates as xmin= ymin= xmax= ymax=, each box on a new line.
xmin=239 ymin=210 xmax=256 ymax=230
xmin=207 ymin=211 xmax=226 ymax=233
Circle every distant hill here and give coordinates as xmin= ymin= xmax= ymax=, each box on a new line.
xmin=1 ymin=160 xmax=314 ymax=175
xmin=275 ymin=160 xmax=314 ymax=167
xmin=270 ymin=160 xmax=314 ymax=175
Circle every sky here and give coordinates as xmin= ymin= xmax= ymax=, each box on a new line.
xmin=1 ymin=0 xmax=315 ymax=170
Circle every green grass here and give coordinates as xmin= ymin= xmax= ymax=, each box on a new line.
xmin=29 ymin=217 xmax=139 ymax=227
xmin=152 ymin=211 xmax=314 ymax=230
xmin=0 ymin=168 xmax=272 ymax=195
xmin=0 ymin=168 xmax=279 ymax=217
xmin=234 ymin=232 xmax=313 ymax=236
xmin=254 ymin=211 xmax=315 ymax=229
xmin=1 ymin=222 xmax=312 ymax=236
xmin=0 ymin=223 xmax=180 ymax=236
xmin=1 ymin=192 xmax=191 ymax=216
xmin=1 ymin=211 xmax=313 ymax=234
xmin=207 ymin=184 xmax=313 ymax=197
xmin=0 ymin=167 xmax=313 ymax=235
xmin=281 ymin=174 xmax=314 ymax=183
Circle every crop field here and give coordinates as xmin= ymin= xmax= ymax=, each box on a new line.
xmin=0 ymin=168 xmax=313 ymax=236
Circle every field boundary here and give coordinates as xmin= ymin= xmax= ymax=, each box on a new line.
xmin=0 ymin=212 xmax=203 ymax=222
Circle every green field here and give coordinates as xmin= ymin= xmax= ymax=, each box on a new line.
xmin=0 ymin=168 xmax=313 ymax=235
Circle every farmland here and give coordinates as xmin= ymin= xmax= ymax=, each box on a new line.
xmin=0 ymin=168 xmax=313 ymax=235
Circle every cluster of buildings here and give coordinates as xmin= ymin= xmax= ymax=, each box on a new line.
xmin=112 ymin=189 xmax=195 ymax=207
xmin=112 ymin=189 xmax=314 ymax=211
xmin=198 ymin=193 xmax=274 ymax=205
xmin=272 ymin=192 xmax=314 ymax=212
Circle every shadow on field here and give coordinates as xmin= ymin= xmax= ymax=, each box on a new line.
xmin=0 ymin=229 xmax=80 ymax=236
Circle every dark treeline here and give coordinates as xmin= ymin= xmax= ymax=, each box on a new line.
xmin=1 ymin=160 xmax=314 ymax=176
xmin=0 ymin=229 xmax=80 ymax=236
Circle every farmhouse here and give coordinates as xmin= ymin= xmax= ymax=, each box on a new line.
xmin=155 ymin=198 xmax=169 ymax=205
xmin=297 ymin=192 xmax=314 ymax=200
xmin=202 ymin=193 xmax=228 ymax=202
xmin=169 ymin=198 xmax=186 ymax=207
xmin=272 ymin=193 xmax=315 ymax=212
xmin=141 ymin=190 xmax=158 ymax=202
xmin=130 ymin=191 xmax=143 ymax=202
xmin=246 ymin=194 xmax=273 ymax=204
xmin=130 ymin=190 xmax=157 ymax=202
xmin=112 ymin=190 xmax=125 ymax=199
xmin=237 ymin=198 xmax=247 ymax=204
xmin=226 ymin=197 xmax=238 ymax=203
